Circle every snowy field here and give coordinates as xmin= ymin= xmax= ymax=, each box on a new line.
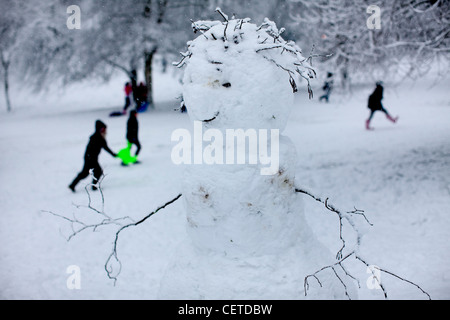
xmin=0 ymin=72 xmax=449 ymax=300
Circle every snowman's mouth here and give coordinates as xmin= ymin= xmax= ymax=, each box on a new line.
xmin=202 ymin=112 xmax=219 ymax=123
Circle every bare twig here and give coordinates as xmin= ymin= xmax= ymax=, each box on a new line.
xmin=356 ymin=255 xmax=431 ymax=300
xmin=295 ymin=187 xmax=372 ymax=260
xmin=304 ymin=252 xmax=355 ymax=299
xmin=43 ymin=209 xmax=133 ymax=242
xmin=203 ymin=112 xmax=219 ymax=123
xmin=172 ymin=51 xmax=192 ymax=68
xmin=215 ymin=8 xmax=229 ymax=22
xmin=45 ymin=178 xmax=183 ymax=284
xmin=43 ymin=177 xmax=134 ymax=241
xmin=297 ymin=186 xmax=431 ymax=300
xmin=104 ymin=193 xmax=183 ymax=284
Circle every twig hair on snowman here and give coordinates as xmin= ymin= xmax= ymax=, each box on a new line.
xmin=172 ymin=9 xmax=317 ymax=175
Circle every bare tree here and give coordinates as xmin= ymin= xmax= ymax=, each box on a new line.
xmin=0 ymin=0 xmax=28 ymax=112
xmin=7 ymin=0 xmax=213 ymax=107
xmin=287 ymin=0 xmax=450 ymax=86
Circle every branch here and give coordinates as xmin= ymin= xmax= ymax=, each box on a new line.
xmin=104 ymin=193 xmax=183 ymax=284
xmin=297 ymin=185 xmax=431 ymax=300
xmin=104 ymin=58 xmax=133 ymax=78
xmin=43 ymin=176 xmax=134 ymax=241
xmin=410 ymin=0 xmax=442 ymax=13
xmin=43 ymin=209 xmax=133 ymax=242
xmin=173 ymin=51 xmax=192 ymax=68
xmin=356 ymin=255 xmax=431 ymax=300
xmin=76 ymin=175 xmax=107 ymax=217
xmin=295 ymin=187 xmax=372 ymax=260
xmin=215 ymin=7 xmax=229 ymax=22
xmin=45 ymin=176 xmax=183 ymax=284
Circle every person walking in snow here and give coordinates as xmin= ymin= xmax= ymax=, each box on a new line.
xmin=122 ymin=82 xmax=133 ymax=114
xmin=69 ymin=120 xmax=117 ymax=192
xmin=126 ymin=110 xmax=141 ymax=158
xmin=319 ymin=72 xmax=334 ymax=103
xmin=365 ymin=81 xmax=398 ymax=130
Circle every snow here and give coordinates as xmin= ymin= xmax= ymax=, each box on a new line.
xmin=0 ymin=69 xmax=449 ymax=299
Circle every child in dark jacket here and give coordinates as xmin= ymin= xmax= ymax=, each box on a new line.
xmin=366 ymin=81 xmax=398 ymax=130
xmin=69 ymin=120 xmax=117 ymax=192
xmin=126 ymin=110 xmax=141 ymax=157
xmin=319 ymin=72 xmax=334 ymax=103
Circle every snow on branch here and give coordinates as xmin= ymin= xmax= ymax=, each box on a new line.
xmin=215 ymin=7 xmax=229 ymax=22
xmin=410 ymin=0 xmax=443 ymax=13
xmin=296 ymin=186 xmax=431 ymax=300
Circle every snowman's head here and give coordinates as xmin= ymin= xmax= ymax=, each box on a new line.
xmin=176 ymin=12 xmax=315 ymax=131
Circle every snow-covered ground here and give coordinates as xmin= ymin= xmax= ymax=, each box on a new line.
xmin=0 ymin=71 xmax=449 ymax=300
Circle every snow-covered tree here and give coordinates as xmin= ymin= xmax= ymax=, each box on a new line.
xmin=0 ymin=0 xmax=19 ymax=112
xmin=0 ymin=0 xmax=32 ymax=111
xmin=10 ymin=1 xmax=82 ymax=92
xmin=4 ymin=0 xmax=296 ymax=107
xmin=9 ymin=0 xmax=212 ymax=108
xmin=62 ymin=0 xmax=294 ymax=107
xmin=287 ymin=0 xmax=450 ymax=87
xmin=65 ymin=0 xmax=191 ymax=108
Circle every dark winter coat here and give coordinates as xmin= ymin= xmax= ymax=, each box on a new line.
xmin=368 ymin=84 xmax=384 ymax=111
xmin=126 ymin=113 xmax=139 ymax=142
xmin=84 ymin=121 xmax=115 ymax=164
xmin=137 ymin=83 xmax=148 ymax=102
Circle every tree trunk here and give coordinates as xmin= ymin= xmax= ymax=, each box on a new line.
xmin=1 ymin=53 xmax=11 ymax=112
xmin=144 ymin=48 xmax=157 ymax=109
xmin=130 ymin=69 xmax=138 ymax=106
xmin=340 ymin=58 xmax=351 ymax=92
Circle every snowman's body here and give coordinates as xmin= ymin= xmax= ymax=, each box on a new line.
xmin=158 ymin=16 xmax=352 ymax=299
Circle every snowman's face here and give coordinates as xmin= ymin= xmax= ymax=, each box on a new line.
xmin=182 ymin=40 xmax=294 ymax=131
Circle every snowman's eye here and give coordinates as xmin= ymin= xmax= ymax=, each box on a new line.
xmin=222 ymin=82 xmax=231 ymax=88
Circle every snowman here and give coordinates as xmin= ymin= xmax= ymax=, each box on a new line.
xmin=159 ymin=11 xmax=355 ymax=299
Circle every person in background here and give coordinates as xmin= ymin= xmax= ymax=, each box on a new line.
xmin=136 ymin=82 xmax=148 ymax=111
xmin=366 ymin=81 xmax=398 ymax=130
xmin=126 ymin=110 xmax=141 ymax=159
xmin=122 ymin=82 xmax=133 ymax=114
xmin=69 ymin=120 xmax=117 ymax=192
xmin=319 ymin=72 xmax=334 ymax=103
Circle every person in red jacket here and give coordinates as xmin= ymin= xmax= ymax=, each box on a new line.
xmin=122 ymin=82 xmax=133 ymax=114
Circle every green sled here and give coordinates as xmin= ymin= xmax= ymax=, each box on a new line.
xmin=117 ymin=141 xmax=138 ymax=165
